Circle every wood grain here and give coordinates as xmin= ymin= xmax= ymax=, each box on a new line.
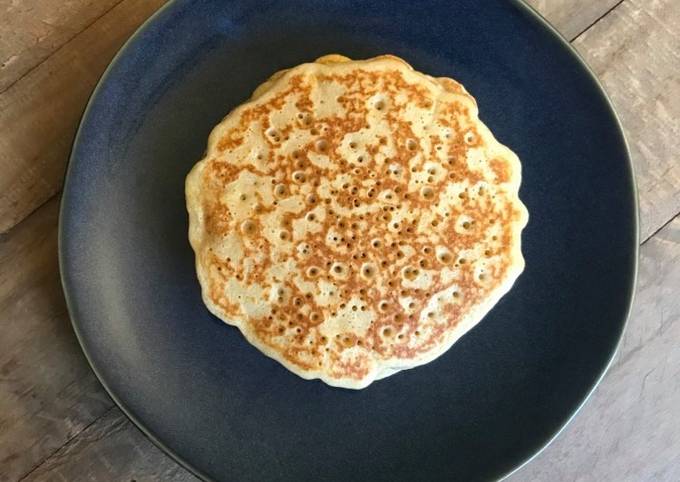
xmin=509 ymin=215 xmax=680 ymax=481
xmin=0 ymin=0 xmax=166 ymax=233
xmin=1 ymin=0 xmax=676 ymax=239
xmin=572 ymin=0 xmax=680 ymax=240
xmin=526 ymin=0 xmax=621 ymax=40
xmin=0 ymin=0 xmax=629 ymax=236
xmin=0 ymin=0 xmax=121 ymax=92
xmin=22 ymin=409 xmax=197 ymax=482
xmin=0 ymin=199 xmax=113 ymax=482
xmin=0 ymin=0 xmax=679 ymax=480
xmin=20 ymin=214 xmax=680 ymax=482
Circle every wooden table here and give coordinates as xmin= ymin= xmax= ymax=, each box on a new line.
xmin=1 ymin=1 xmax=678 ymax=480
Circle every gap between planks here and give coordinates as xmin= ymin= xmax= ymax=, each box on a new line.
xmin=0 ymin=0 xmax=127 ymax=96
xmin=3 ymin=0 xmax=679 ymax=479
xmin=569 ymin=0 xmax=624 ymax=42
xmin=16 ymin=407 xmax=118 ymax=482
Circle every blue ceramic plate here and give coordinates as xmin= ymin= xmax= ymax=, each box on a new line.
xmin=59 ymin=1 xmax=637 ymax=480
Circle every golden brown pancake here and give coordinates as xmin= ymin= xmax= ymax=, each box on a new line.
xmin=186 ymin=54 xmax=528 ymax=389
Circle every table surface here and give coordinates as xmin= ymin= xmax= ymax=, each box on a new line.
xmin=1 ymin=0 xmax=678 ymax=480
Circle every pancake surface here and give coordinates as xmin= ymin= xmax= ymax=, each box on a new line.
xmin=186 ymin=55 xmax=528 ymax=389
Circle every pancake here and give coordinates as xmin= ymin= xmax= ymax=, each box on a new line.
xmin=185 ymin=54 xmax=528 ymax=389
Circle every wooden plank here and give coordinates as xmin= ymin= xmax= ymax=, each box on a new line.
xmin=526 ymin=0 xmax=621 ymax=40
xmin=0 ymin=198 xmax=113 ymax=481
xmin=17 ymin=215 xmax=680 ymax=480
xmin=2 ymin=0 xmax=680 ymax=479
xmin=0 ymin=0 xmax=121 ymax=92
xmin=21 ymin=409 xmax=198 ymax=482
xmin=2 ymin=0 xmax=675 ymax=240
xmin=0 ymin=0 xmax=627 ymax=237
xmin=0 ymin=0 xmax=613 ymax=93
xmin=509 ymin=215 xmax=680 ymax=481
xmin=572 ymin=0 xmax=680 ymax=240
xmin=0 ymin=0 xmax=166 ymax=233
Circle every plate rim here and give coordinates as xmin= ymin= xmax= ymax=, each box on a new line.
xmin=57 ymin=1 xmax=639 ymax=480
xmin=495 ymin=4 xmax=639 ymax=479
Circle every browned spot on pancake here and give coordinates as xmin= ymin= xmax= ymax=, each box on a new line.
xmin=490 ymin=158 xmax=510 ymax=184
xmin=204 ymin=201 xmax=231 ymax=236
xmin=437 ymin=77 xmax=464 ymax=95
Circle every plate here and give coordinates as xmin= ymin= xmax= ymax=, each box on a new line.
xmin=59 ymin=0 xmax=637 ymax=480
